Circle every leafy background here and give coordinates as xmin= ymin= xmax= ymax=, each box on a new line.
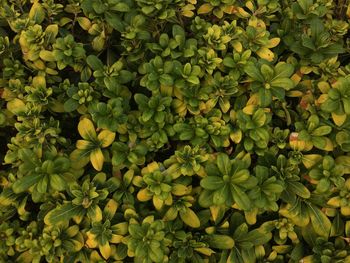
xmin=1 ymin=0 xmax=350 ymax=262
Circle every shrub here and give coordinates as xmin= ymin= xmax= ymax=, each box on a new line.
xmin=1 ymin=0 xmax=350 ymax=262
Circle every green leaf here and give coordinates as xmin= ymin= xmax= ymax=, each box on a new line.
xmin=307 ymin=204 xmax=331 ymax=238
xmin=208 ymin=235 xmax=235 ymax=249
xmin=217 ymin=153 xmax=231 ymax=175
xmin=286 ymin=181 xmax=310 ymax=199
xmin=232 ymin=185 xmax=251 ymax=210
xmin=271 ymin=78 xmax=294 ymax=90
xmin=86 ymin=55 xmax=104 ymax=70
xmin=12 ymin=174 xmax=42 ymax=193
xmin=200 ymin=176 xmax=224 ymax=190
xmin=244 ymin=64 xmax=264 ymax=82
xmin=44 ymin=203 xmax=83 ymax=225
xmin=311 ymin=126 xmax=332 ymax=136
xmin=64 ymin=98 xmax=79 ymax=112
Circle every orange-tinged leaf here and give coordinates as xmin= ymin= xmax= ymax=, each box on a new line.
xmin=137 ymin=188 xmax=152 ymax=202
xmin=266 ymin=37 xmax=281 ymax=48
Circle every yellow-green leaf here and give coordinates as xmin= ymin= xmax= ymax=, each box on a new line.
xmin=198 ymin=3 xmax=214 ymax=14
xmin=99 ymin=242 xmax=111 ymax=260
xmin=78 ymin=118 xmax=96 ymax=140
xmin=179 ymin=208 xmax=200 ymax=228
xmin=256 ymin=47 xmax=274 ymax=62
xmin=90 ymin=148 xmax=104 ymax=171
xmin=97 ymin=130 xmax=116 ymax=147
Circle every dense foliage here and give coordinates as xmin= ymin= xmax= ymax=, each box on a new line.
xmin=1 ymin=0 xmax=350 ymax=262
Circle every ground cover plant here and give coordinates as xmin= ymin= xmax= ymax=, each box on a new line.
xmin=1 ymin=0 xmax=350 ymax=262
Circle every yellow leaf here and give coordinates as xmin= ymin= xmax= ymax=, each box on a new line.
xmin=245 ymin=209 xmax=258 ymax=225
xmin=237 ymin=7 xmax=250 ymax=17
xmin=197 ymin=3 xmax=214 ymax=14
xmin=137 ymin=188 xmax=152 ymax=202
xmin=256 ymin=47 xmax=274 ymax=62
xmin=77 ymin=17 xmax=91 ymax=30
xmin=327 ymin=196 xmax=341 ymax=207
xmin=78 ymin=118 xmax=96 ymax=140
xmin=153 ymin=195 xmax=164 ymax=210
xmin=110 ymin=234 xmax=123 ymax=243
xmin=99 ymin=242 xmax=111 ymax=260
xmin=341 ymin=207 xmax=350 ymax=216
xmin=85 ymin=235 xmax=98 ymax=248
xmin=232 ymin=41 xmax=242 ymax=53
xmin=172 ymin=184 xmax=188 ymax=196
xmin=90 ymin=148 xmax=104 ymax=171
xmin=104 ymin=199 xmax=118 ymax=218
xmin=243 ymin=104 xmax=256 ymax=115
xmin=332 ymin=112 xmax=347 ymax=127
xmin=291 ymin=73 xmax=301 ymax=85
xmin=97 ymin=130 xmax=116 ymax=148
xmin=39 ymin=50 xmax=56 ymax=62
xmin=29 ymin=1 xmax=45 ymax=24
xmin=7 ymin=98 xmax=26 ymax=115
xmin=265 ymin=37 xmax=281 ymax=48
xmin=230 ymin=130 xmax=242 ymax=144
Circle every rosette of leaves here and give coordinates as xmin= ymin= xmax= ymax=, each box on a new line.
xmin=64 ymin=82 xmax=97 ymax=113
xmin=207 ymin=212 xmax=270 ymax=262
xmin=319 ymin=77 xmax=350 ymax=127
xmin=18 ymin=25 xmax=45 ymax=62
xmin=201 ymin=71 xmax=239 ymax=113
xmin=174 ymin=109 xmax=231 ymax=148
xmin=11 ymin=147 xmax=70 ymax=199
xmin=52 ymin=34 xmax=86 ymax=70
xmin=139 ymin=56 xmax=178 ymax=93
xmin=175 ymin=62 xmax=202 ymax=88
xmin=223 ymin=50 xmax=252 ymax=76
xmin=34 ymin=222 xmax=84 ymax=262
xmin=239 ymin=18 xmax=281 ymax=62
xmin=203 ymin=24 xmax=232 ymax=51
xmin=288 ymin=18 xmax=345 ymax=64
xmin=197 ymin=48 xmax=222 ymax=74
xmin=44 ymin=173 xmax=113 ymax=225
xmin=167 ymin=226 xmax=215 ymax=262
xmin=244 ymin=61 xmax=295 ymax=107
xmin=164 ymin=145 xmax=208 ymax=177
xmin=199 ymin=153 xmax=257 ymax=210
xmin=88 ymin=98 xmax=129 ymax=133
xmin=135 ymin=0 xmax=175 ymax=18
xmin=72 ymin=118 xmax=115 ymax=171
xmin=232 ymin=107 xmax=271 ymax=155
xmin=262 ymin=218 xmax=299 ymax=245
xmin=127 ymin=216 xmax=170 ymax=263
xmin=111 ymin=141 xmax=148 ymax=168
xmin=248 ymin=165 xmax=284 ymax=213
xmin=308 ymin=155 xmax=344 ymax=194
xmin=85 ymin=199 xmax=128 ymax=260
xmin=112 ymin=169 xmax=136 ymax=205
xmin=327 ymin=178 xmax=350 ymax=216
xmin=81 ymin=0 xmax=132 ymax=32
xmin=135 ymin=162 xmax=190 ymax=210
xmin=86 ymin=55 xmax=134 ymax=93
xmin=0 ymin=221 xmax=17 ymax=259
xmin=294 ymin=114 xmax=333 ymax=151
xmin=134 ymin=93 xmax=172 ymax=124
xmin=147 ymin=25 xmax=198 ymax=59
xmin=301 ymin=237 xmax=350 ymax=263
xmin=163 ymin=195 xmax=200 ymax=228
